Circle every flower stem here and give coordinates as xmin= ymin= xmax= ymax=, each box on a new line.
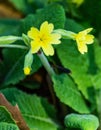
xmin=37 ymin=51 xmax=55 ymax=76
xmin=38 ymin=51 xmax=56 ymax=105
xmin=0 ymin=44 xmax=28 ymax=50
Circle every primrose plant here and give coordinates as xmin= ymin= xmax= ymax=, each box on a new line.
xmin=0 ymin=20 xmax=99 ymax=130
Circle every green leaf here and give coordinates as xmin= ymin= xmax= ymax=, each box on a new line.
xmin=0 ymin=36 xmax=21 ymax=45
xmin=91 ymin=72 xmax=101 ymax=90
xmin=64 ymin=114 xmax=99 ymax=130
xmin=0 ymin=106 xmax=15 ymax=124
xmin=65 ymin=18 xmax=84 ymax=32
xmin=0 ymin=122 xmax=19 ymax=130
xmin=93 ymin=40 xmax=101 ymax=72
xmin=2 ymin=48 xmax=41 ymax=86
xmin=56 ymin=39 xmax=94 ymax=102
xmin=89 ymin=40 xmax=101 ymax=89
xmin=20 ymin=4 xmax=65 ymax=34
xmin=0 ymin=19 xmax=20 ymax=36
xmin=1 ymin=88 xmax=61 ymax=130
xmin=35 ymin=4 xmax=65 ymax=29
xmin=20 ymin=14 xmax=35 ymax=34
xmin=16 ymin=93 xmax=60 ymax=130
xmin=2 ymin=49 xmax=26 ymax=86
xmin=52 ymin=74 xmax=90 ymax=113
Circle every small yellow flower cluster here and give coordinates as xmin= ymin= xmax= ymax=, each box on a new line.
xmin=28 ymin=21 xmax=61 ymax=56
xmin=27 ymin=21 xmax=94 ymax=56
xmin=24 ymin=21 xmax=94 ymax=75
xmin=73 ymin=28 xmax=94 ymax=54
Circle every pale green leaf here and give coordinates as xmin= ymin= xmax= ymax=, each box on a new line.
xmin=64 ymin=114 xmax=99 ymax=130
xmin=24 ymin=50 xmax=33 ymax=69
xmin=93 ymin=40 xmax=101 ymax=70
xmin=52 ymin=74 xmax=90 ymax=113
xmin=22 ymin=33 xmax=30 ymax=46
xmin=90 ymin=40 xmax=101 ymax=89
xmin=0 ymin=36 xmax=21 ymax=45
xmin=56 ymin=39 xmax=93 ymax=102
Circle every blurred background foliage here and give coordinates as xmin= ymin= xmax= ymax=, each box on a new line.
xmin=0 ymin=0 xmax=101 ymax=130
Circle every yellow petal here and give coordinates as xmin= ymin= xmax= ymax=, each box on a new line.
xmin=80 ymin=28 xmax=93 ymax=35
xmin=27 ymin=21 xmax=61 ymax=56
xmin=85 ymin=34 xmax=94 ymax=44
xmin=42 ymin=44 xmax=54 ymax=56
xmin=51 ymin=33 xmax=61 ymax=44
xmin=31 ymin=41 xmax=40 ymax=54
xmin=40 ymin=21 xmax=54 ymax=34
xmin=77 ymin=41 xmax=87 ymax=54
xmin=24 ymin=67 xmax=31 ymax=75
xmin=28 ymin=27 xmax=39 ymax=39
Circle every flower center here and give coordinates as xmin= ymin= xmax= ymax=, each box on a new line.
xmin=40 ymin=37 xmax=44 ymax=42
xmin=39 ymin=34 xmax=48 ymax=43
xmin=77 ymin=33 xmax=86 ymax=42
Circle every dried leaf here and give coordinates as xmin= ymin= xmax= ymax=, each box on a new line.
xmin=0 ymin=93 xmax=30 ymax=130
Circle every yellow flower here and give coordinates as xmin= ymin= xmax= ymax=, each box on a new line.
xmin=27 ymin=21 xmax=61 ymax=56
xmin=24 ymin=67 xmax=31 ymax=75
xmin=73 ymin=28 xmax=94 ymax=54
xmin=72 ymin=0 xmax=84 ymax=6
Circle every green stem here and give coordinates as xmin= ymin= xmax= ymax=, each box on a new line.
xmin=38 ymin=51 xmax=56 ymax=106
xmin=37 ymin=51 xmax=55 ymax=76
xmin=53 ymin=29 xmax=76 ymax=39
xmin=0 ymin=44 xmax=28 ymax=50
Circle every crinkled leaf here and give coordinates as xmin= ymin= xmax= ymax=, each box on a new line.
xmin=1 ymin=88 xmax=61 ymax=130
xmin=0 ymin=93 xmax=30 ymax=130
xmin=20 ymin=4 xmax=65 ymax=34
xmin=35 ymin=4 xmax=65 ymax=29
xmin=52 ymin=74 xmax=90 ymax=113
xmin=0 ymin=122 xmax=19 ymax=130
xmin=64 ymin=113 xmax=99 ymax=130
